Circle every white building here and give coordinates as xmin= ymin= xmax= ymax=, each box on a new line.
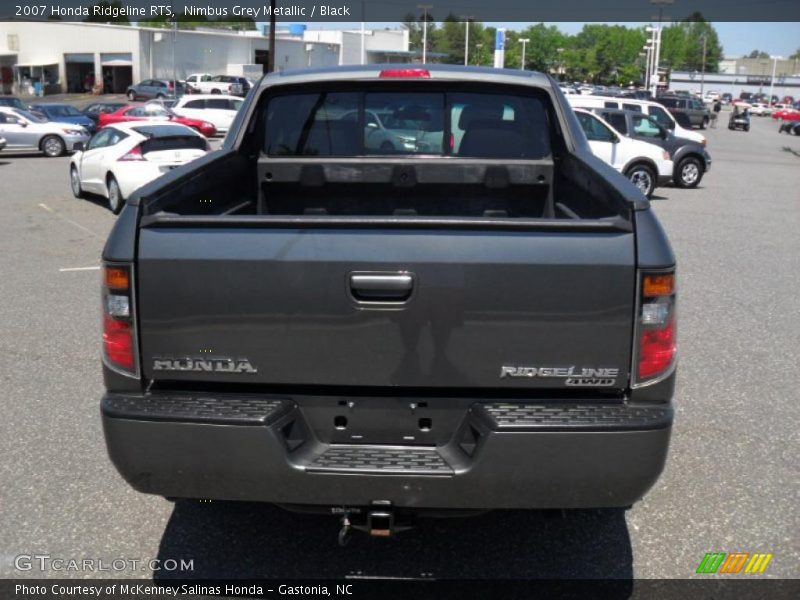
xmin=0 ymin=21 xmax=341 ymax=96
xmin=301 ymin=28 xmax=410 ymax=65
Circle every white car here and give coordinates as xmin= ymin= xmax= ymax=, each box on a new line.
xmin=567 ymin=95 xmax=706 ymax=146
xmin=0 ymin=107 xmax=90 ymax=157
xmin=185 ymin=73 xmax=245 ymax=95
xmin=172 ymin=94 xmax=243 ymax=134
xmin=750 ymin=102 xmax=773 ymax=116
xmin=573 ymin=108 xmax=673 ymax=198
xmin=69 ymin=122 xmax=209 ymax=214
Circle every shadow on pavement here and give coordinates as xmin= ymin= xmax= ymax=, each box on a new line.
xmin=155 ymin=501 xmax=632 ymax=580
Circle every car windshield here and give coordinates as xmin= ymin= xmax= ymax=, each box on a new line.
xmin=42 ymin=105 xmax=82 ymax=117
xmin=14 ymin=109 xmax=47 ymax=123
xmin=0 ymin=98 xmax=25 ymax=109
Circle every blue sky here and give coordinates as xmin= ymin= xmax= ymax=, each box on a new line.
xmin=301 ymin=22 xmax=800 ymax=58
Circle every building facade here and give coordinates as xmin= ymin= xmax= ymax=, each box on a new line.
xmin=0 ymin=21 xmax=342 ymax=96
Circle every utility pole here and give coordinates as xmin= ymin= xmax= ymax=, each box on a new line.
xmin=519 ymin=38 xmax=529 ymax=70
xmin=418 ymin=5 xmax=432 ymax=64
xmin=700 ymin=35 xmax=707 ymax=96
xmin=462 ymin=16 xmax=473 ymax=66
xmin=360 ymin=1 xmax=366 ymax=65
xmin=171 ymin=3 xmax=176 ymax=96
xmin=267 ymin=0 xmax=276 ymax=73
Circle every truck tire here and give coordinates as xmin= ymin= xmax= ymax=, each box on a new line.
xmin=674 ymin=156 xmax=703 ymax=189
xmin=701 ymin=117 xmax=709 ymax=129
xmin=156 ymin=93 xmax=165 ymax=99
xmin=41 ymin=135 xmax=66 ymax=157
xmin=106 ymin=175 xmax=124 ymax=215
xmin=625 ymin=163 xmax=656 ymax=198
xmin=211 ymin=88 xmax=221 ymax=94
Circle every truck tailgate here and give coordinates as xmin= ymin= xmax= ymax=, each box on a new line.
xmin=136 ymin=225 xmax=635 ymax=391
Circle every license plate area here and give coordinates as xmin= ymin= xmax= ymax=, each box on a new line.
xmin=296 ymin=396 xmax=473 ymax=445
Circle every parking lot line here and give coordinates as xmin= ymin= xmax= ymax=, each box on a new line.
xmin=38 ymin=202 xmax=103 ymax=239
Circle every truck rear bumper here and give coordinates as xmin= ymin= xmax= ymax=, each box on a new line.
xmin=101 ymin=392 xmax=672 ymax=510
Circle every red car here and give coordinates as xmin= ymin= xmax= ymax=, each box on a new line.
xmin=97 ymin=104 xmax=217 ymax=137
xmin=771 ymin=108 xmax=800 ymax=121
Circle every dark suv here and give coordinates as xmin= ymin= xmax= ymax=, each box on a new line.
xmin=656 ymin=95 xmax=710 ymax=129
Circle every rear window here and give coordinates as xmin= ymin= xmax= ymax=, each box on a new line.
xmin=264 ymin=90 xmax=552 ymax=159
xmin=132 ymin=124 xmax=199 ymax=138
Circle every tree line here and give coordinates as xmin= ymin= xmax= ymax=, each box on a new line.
xmin=404 ymin=14 xmax=726 ymax=85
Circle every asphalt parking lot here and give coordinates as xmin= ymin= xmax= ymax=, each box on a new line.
xmin=0 ymin=114 xmax=798 ymax=580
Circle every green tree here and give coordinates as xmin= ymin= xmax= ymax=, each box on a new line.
xmin=789 ymin=48 xmax=800 ymax=60
xmin=746 ymin=50 xmax=770 ymax=59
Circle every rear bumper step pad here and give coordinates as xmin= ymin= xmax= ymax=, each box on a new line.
xmin=475 ymin=403 xmax=672 ymax=431
xmin=307 ymin=445 xmax=453 ymax=475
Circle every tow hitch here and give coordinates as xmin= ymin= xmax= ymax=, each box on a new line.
xmin=337 ymin=501 xmax=413 ymax=545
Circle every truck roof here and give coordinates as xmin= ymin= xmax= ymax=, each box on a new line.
xmin=260 ymin=64 xmax=554 ymax=89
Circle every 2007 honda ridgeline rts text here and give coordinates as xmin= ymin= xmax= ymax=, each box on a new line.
xmin=99 ymin=65 xmax=677 ymax=537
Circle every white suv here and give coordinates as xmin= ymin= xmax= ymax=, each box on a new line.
xmin=573 ymin=108 xmax=673 ymax=198
xmin=568 ymin=95 xmax=706 ymax=146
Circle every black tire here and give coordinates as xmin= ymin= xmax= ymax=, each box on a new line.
xmin=127 ymin=90 xmax=136 ymax=101
xmin=701 ymin=117 xmax=709 ymax=129
xmin=156 ymin=93 xmax=166 ymax=99
xmin=674 ymin=156 xmax=703 ymax=189
xmin=41 ymin=135 xmax=65 ymax=157
xmin=744 ymin=125 xmax=750 ymax=132
xmin=69 ymin=166 xmax=84 ymax=199
xmin=625 ymin=163 xmax=656 ymax=198
xmin=379 ymin=141 xmax=395 ymax=153
xmin=106 ymin=175 xmax=124 ymax=215
xmin=210 ymin=88 xmax=222 ymax=94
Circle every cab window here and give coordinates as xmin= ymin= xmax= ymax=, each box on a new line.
xmin=575 ymin=112 xmax=616 ymax=142
xmin=632 ymin=115 xmax=662 ymax=137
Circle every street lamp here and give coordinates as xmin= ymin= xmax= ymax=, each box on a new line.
xmin=768 ymin=55 xmax=782 ymax=105
xmin=462 ymin=16 xmax=474 ymax=66
xmin=519 ymin=38 xmax=530 ymax=71
xmin=699 ymin=35 xmax=707 ymax=97
xmin=418 ymin=4 xmax=433 ymax=64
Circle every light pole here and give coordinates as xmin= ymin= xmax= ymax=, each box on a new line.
xmin=649 ymin=0 xmax=673 ymax=96
xmin=768 ymin=55 xmax=781 ymax=105
xmin=519 ymin=38 xmax=529 ymax=70
xmin=462 ymin=16 xmax=473 ymax=66
xmin=418 ymin=4 xmax=432 ymax=64
xmin=700 ymin=35 xmax=707 ymax=97
xmin=643 ymin=42 xmax=653 ymax=89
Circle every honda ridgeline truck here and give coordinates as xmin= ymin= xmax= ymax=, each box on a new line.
xmin=100 ymin=65 xmax=676 ymax=538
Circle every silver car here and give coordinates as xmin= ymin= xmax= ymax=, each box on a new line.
xmin=0 ymin=107 xmax=90 ymax=156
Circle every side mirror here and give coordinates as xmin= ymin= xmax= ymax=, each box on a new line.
xmin=19 ymin=120 xmax=28 ymax=128
xmin=611 ymin=134 xmax=620 ymax=143
xmin=73 ymin=142 xmax=85 ymax=152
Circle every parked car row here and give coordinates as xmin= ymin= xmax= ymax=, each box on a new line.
xmin=567 ymin=95 xmax=712 ymax=198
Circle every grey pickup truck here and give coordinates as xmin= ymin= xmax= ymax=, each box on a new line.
xmin=100 ymin=65 xmax=677 ymax=539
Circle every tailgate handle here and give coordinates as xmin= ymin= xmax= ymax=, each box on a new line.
xmin=349 ymin=273 xmax=414 ymax=302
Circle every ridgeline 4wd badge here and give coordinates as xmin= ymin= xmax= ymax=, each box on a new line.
xmin=500 ymin=365 xmax=619 ymax=387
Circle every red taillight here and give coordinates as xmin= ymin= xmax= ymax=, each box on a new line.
xmin=379 ymin=69 xmax=431 ymax=79
xmin=102 ymin=264 xmax=137 ymax=374
xmin=635 ymin=270 xmax=677 ymax=383
xmin=103 ymin=315 xmax=134 ymax=369
xmin=118 ymin=145 xmax=145 ymax=161
xmin=638 ymin=318 xmax=676 ymax=379
xmin=168 ymin=81 xmax=174 ymax=91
